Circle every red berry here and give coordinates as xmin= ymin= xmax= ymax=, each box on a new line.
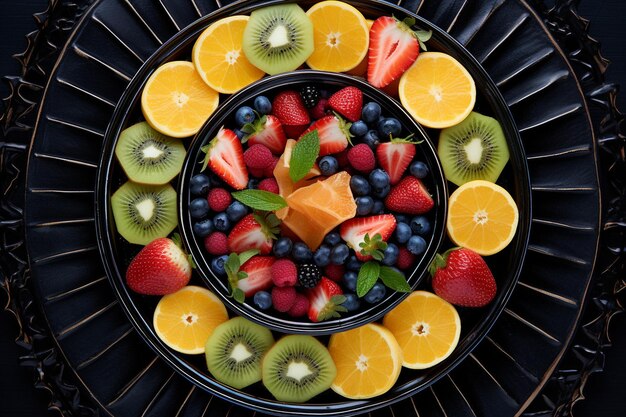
xmin=324 ymin=264 xmax=345 ymax=282
xmin=396 ymin=246 xmax=416 ymax=270
xmin=248 ymin=166 xmax=265 ymax=178
xmin=204 ymin=232 xmax=228 ymax=256
xmin=258 ymin=178 xmax=279 ymax=194
xmin=244 ymin=144 xmax=273 ymax=169
xmin=310 ymin=98 xmax=328 ymax=120
xmin=347 ymin=143 xmax=376 ymax=172
xmin=272 ymin=286 xmax=297 ymax=312
xmin=288 ymin=293 xmax=310 ymax=318
xmin=328 ymin=86 xmax=363 ymax=122
xmin=263 ymin=155 xmax=279 ymax=177
xmin=335 ymin=149 xmax=350 ymax=168
xmin=385 ymin=176 xmax=434 ymax=214
xmin=271 ymin=259 xmax=298 ymax=287
xmin=207 ymin=188 xmax=232 ymax=212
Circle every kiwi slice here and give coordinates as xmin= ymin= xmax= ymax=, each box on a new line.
xmin=243 ymin=4 xmax=314 ymax=75
xmin=262 ymin=335 xmax=336 ymax=403
xmin=438 ymin=112 xmax=510 ymax=186
xmin=205 ymin=317 xmax=274 ymax=389
xmin=115 ymin=122 xmax=186 ymax=185
xmin=111 ymin=181 xmax=177 ymax=245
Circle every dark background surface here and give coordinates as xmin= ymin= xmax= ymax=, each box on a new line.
xmin=1 ymin=0 xmax=624 ymax=416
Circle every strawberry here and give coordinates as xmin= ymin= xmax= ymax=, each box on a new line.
xmin=328 ymin=86 xmax=363 ymax=122
xmin=376 ymin=140 xmax=416 ymax=184
xmin=237 ymin=256 xmax=275 ymax=297
xmin=243 ymin=115 xmax=287 ymax=155
xmin=228 ymin=213 xmax=279 ymax=255
xmin=340 ymin=214 xmax=397 ymax=261
xmin=429 ymin=248 xmax=497 ymax=307
xmin=272 ymin=90 xmax=310 ymax=138
xmin=201 ymin=127 xmax=248 ymax=190
xmin=385 ymin=176 xmax=434 ymax=214
xmin=306 ymin=277 xmax=347 ymax=322
xmin=367 ymin=16 xmax=431 ymax=88
xmin=125 ymin=237 xmax=191 ymax=295
xmin=300 ymin=115 xmax=350 ymax=156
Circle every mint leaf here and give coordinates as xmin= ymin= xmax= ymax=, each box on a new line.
xmin=379 ymin=266 xmax=411 ymax=292
xmin=232 ymin=190 xmax=287 ymax=211
xmin=357 ymin=261 xmax=380 ymax=297
xmin=289 ymin=130 xmax=320 ymax=182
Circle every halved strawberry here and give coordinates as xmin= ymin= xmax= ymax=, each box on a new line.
xmin=306 ymin=277 xmax=347 ymax=322
xmin=272 ymin=90 xmax=310 ymax=138
xmin=227 ymin=213 xmax=279 ymax=255
xmin=376 ymin=140 xmax=416 ymax=184
xmin=237 ymin=256 xmax=276 ymax=297
xmin=340 ymin=214 xmax=397 ymax=261
xmin=328 ymin=86 xmax=362 ymax=122
xmin=243 ymin=115 xmax=287 ymax=155
xmin=201 ymin=127 xmax=248 ymax=190
xmin=300 ymin=115 xmax=350 ymax=156
xmin=385 ymin=176 xmax=434 ymax=214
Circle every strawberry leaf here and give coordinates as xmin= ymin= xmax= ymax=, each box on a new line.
xmin=357 ymin=261 xmax=380 ymax=297
xmin=232 ymin=189 xmax=287 ymax=211
xmin=224 ymin=250 xmax=259 ymax=303
xmin=289 ymin=130 xmax=320 ymax=182
xmin=253 ymin=212 xmax=281 ymax=239
xmin=199 ymin=136 xmax=217 ymax=172
xmin=238 ymin=249 xmax=260 ymax=266
xmin=379 ymin=266 xmax=411 ymax=292
xmin=232 ymin=288 xmax=245 ymax=303
xmin=359 ymin=233 xmax=387 ymax=261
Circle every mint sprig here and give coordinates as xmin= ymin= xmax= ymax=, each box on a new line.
xmin=232 ymin=189 xmax=287 ymax=211
xmin=379 ymin=266 xmax=411 ymax=292
xmin=289 ymin=130 xmax=320 ymax=182
xmin=357 ymin=261 xmax=380 ymax=297
xmin=359 ymin=233 xmax=388 ymax=261
xmin=224 ymin=249 xmax=259 ymax=303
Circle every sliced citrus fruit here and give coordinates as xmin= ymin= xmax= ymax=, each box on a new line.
xmin=153 ymin=286 xmax=228 ymax=354
xmin=346 ymin=19 xmax=374 ymax=76
xmin=141 ymin=61 xmax=219 ymax=138
xmin=383 ymin=291 xmax=461 ymax=369
xmin=305 ymin=1 xmax=369 ymax=72
xmin=399 ymin=52 xmax=476 ymax=129
xmin=446 ymin=179 xmax=519 ymax=255
xmin=192 ymin=15 xmax=265 ymax=94
xmin=328 ymin=323 xmax=402 ymax=399
xmin=273 ymin=139 xmax=321 ymax=203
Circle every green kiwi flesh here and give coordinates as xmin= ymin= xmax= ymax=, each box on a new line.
xmin=243 ymin=4 xmax=314 ymax=75
xmin=111 ymin=181 xmax=177 ymax=245
xmin=115 ymin=122 xmax=186 ymax=185
xmin=262 ymin=335 xmax=336 ymax=403
xmin=205 ymin=317 xmax=274 ymax=389
xmin=438 ymin=111 xmax=510 ymax=186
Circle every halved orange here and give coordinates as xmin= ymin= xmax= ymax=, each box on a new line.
xmin=193 ymin=15 xmax=265 ymax=94
xmin=399 ymin=52 xmax=476 ymax=129
xmin=346 ymin=19 xmax=374 ymax=76
xmin=141 ymin=61 xmax=219 ymax=138
xmin=446 ymin=180 xmax=519 ymax=255
xmin=328 ymin=323 xmax=402 ymax=399
xmin=153 ymin=286 xmax=228 ymax=354
xmin=383 ymin=291 xmax=461 ymax=369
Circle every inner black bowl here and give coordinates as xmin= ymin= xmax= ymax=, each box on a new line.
xmin=178 ymin=70 xmax=448 ymax=336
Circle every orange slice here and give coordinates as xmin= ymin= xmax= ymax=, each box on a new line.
xmin=153 ymin=286 xmax=228 ymax=354
xmin=446 ymin=180 xmax=519 ymax=255
xmin=346 ymin=19 xmax=374 ymax=76
xmin=192 ymin=16 xmax=265 ymax=94
xmin=383 ymin=291 xmax=461 ymax=369
xmin=328 ymin=323 xmax=402 ymax=399
xmin=305 ymin=1 xmax=369 ymax=72
xmin=399 ymin=52 xmax=476 ymax=128
xmin=141 ymin=61 xmax=219 ymax=138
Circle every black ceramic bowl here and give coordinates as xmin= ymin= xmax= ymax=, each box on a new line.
xmin=178 ymin=70 xmax=448 ymax=336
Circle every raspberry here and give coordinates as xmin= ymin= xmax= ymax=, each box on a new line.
xmin=347 ymin=143 xmax=376 ymax=172
xmin=271 ymin=259 xmax=297 ymax=287
xmin=298 ymin=263 xmax=321 ymax=288
xmin=396 ymin=246 xmax=416 ymax=270
xmin=324 ymin=264 xmax=345 ymax=282
xmin=288 ymin=293 xmax=310 ymax=318
xmin=204 ymin=232 xmax=228 ymax=256
xmin=263 ymin=155 xmax=279 ymax=177
xmin=309 ymin=98 xmax=328 ymax=120
xmin=207 ymin=188 xmax=232 ymax=212
xmin=244 ymin=144 xmax=273 ymax=169
xmin=334 ymin=149 xmax=350 ymax=169
xmin=248 ymin=166 xmax=265 ymax=178
xmin=272 ymin=286 xmax=296 ymax=312
xmin=258 ymin=178 xmax=279 ymax=194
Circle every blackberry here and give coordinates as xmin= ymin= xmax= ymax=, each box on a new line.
xmin=298 ymin=263 xmax=322 ymax=288
xmin=300 ymin=85 xmax=320 ymax=109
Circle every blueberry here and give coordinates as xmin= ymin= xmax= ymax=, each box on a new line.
xmin=324 ymin=232 xmax=341 ymax=247
xmin=273 ymin=237 xmax=293 ymax=258
xmin=190 ymin=174 xmax=211 ymax=196
xmin=371 ymin=184 xmax=390 ymax=199
xmin=410 ymin=161 xmax=429 ymax=179
xmin=364 ymin=282 xmax=386 ymax=303
xmin=381 ymin=243 xmax=399 ymax=266
xmin=372 ymin=200 xmax=385 ymax=214
xmin=254 ymin=96 xmax=272 ymax=115
xmin=407 ymin=235 xmax=427 ymax=255
xmin=342 ymin=293 xmax=361 ymax=312
xmin=362 ymin=130 xmax=380 ymax=149
xmin=378 ymin=117 xmax=402 ymax=137
xmin=226 ymin=201 xmax=247 ymax=222
xmin=369 ymin=169 xmax=390 ymax=188
xmin=234 ymin=128 xmax=245 ymax=140
xmin=292 ymin=242 xmax=313 ymax=262
xmin=350 ymin=120 xmax=368 ymax=137
xmin=248 ymin=178 xmax=259 ymax=189
xmin=350 ymin=175 xmax=371 ymax=196
xmin=394 ymin=222 xmax=412 ymax=244
xmin=319 ymin=156 xmax=339 ymax=176
xmin=193 ymin=219 xmax=214 ymax=237
xmin=253 ymin=291 xmax=272 ymax=310
xmin=189 ymin=198 xmax=210 ymax=218
xmin=362 ymin=102 xmax=382 ymax=124
xmin=211 ymin=255 xmax=229 ymax=275
xmin=410 ymin=216 xmax=431 ymax=236
xmin=356 ymin=196 xmax=374 ymax=216
xmin=343 ymin=271 xmax=358 ymax=292
xmin=330 ymin=244 xmax=350 ymax=265
xmin=213 ymin=212 xmax=230 ymax=232
xmin=313 ymin=245 xmax=331 ymax=267
xmin=395 ymin=214 xmax=410 ymax=224
xmin=346 ymin=255 xmax=362 ymax=271
xmin=235 ymin=106 xmax=255 ymax=127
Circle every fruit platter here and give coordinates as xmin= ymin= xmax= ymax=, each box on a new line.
xmin=2 ymin=0 xmax=612 ymax=416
